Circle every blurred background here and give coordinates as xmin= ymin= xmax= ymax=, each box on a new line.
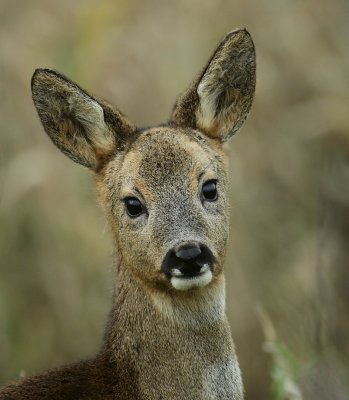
xmin=0 ymin=0 xmax=348 ymax=399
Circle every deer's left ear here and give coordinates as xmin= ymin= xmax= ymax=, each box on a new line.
xmin=171 ymin=28 xmax=256 ymax=142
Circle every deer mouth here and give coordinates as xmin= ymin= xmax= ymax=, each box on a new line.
xmin=170 ymin=263 xmax=213 ymax=291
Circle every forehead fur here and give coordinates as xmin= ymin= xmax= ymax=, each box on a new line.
xmin=121 ymin=127 xmax=226 ymax=188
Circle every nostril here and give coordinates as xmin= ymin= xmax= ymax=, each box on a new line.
xmin=174 ymin=243 xmax=201 ymax=260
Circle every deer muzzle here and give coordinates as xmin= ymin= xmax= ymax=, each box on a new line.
xmin=161 ymin=242 xmax=215 ymax=290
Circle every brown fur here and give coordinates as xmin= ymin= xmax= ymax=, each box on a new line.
xmin=0 ymin=28 xmax=256 ymax=399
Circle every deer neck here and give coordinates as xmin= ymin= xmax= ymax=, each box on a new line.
xmin=114 ymin=262 xmax=226 ymax=325
xmin=103 ymin=260 xmax=233 ymax=353
xmin=101 ymin=262 xmax=242 ymax=399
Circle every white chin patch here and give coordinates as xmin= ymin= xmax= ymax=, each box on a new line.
xmin=170 ymin=269 xmax=213 ymax=291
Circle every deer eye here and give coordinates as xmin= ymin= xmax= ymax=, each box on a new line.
xmin=202 ymin=180 xmax=218 ymax=201
xmin=124 ymin=197 xmax=144 ymax=217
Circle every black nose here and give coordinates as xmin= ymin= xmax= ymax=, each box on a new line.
xmin=174 ymin=242 xmax=201 ymax=260
xmin=161 ymin=242 xmax=214 ymax=278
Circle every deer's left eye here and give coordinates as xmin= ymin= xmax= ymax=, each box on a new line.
xmin=202 ymin=180 xmax=218 ymax=201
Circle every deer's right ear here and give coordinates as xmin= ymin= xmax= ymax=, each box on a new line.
xmin=31 ymin=69 xmax=136 ymax=169
xmin=171 ymin=28 xmax=256 ymax=142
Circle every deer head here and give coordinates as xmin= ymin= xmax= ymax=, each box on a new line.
xmin=31 ymin=29 xmax=255 ymax=294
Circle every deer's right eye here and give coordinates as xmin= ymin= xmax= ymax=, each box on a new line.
xmin=124 ymin=197 xmax=144 ymax=218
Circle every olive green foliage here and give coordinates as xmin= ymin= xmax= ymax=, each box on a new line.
xmin=0 ymin=1 xmax=348 ymax=399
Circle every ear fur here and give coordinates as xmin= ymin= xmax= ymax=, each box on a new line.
xmin=31 ymin=69 xmax=136 ymax=169
xmin=171 ymin=28 xmax=256 ymax=141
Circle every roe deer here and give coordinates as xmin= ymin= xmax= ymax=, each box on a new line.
xmin=0 ymin=28 xmax=256 ymax=400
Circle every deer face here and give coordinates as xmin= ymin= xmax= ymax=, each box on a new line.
xmin=31 ymin=29 xmax=255 ymax=293
xmin=99 ymin=127 xmax=229 ymax=291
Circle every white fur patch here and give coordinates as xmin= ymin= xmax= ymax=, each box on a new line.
xmin=171 ymin=269 xmax=213 ymax=291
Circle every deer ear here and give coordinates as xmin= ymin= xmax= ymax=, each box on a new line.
xmin=171 ymin=28 xmax=256 ymax=141
xmin=31 ymin=69 xmax=136 ymax=169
